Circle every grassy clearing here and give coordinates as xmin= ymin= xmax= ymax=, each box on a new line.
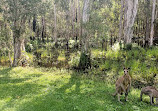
xmin=0 ymin=67 xmax=158 ymax=111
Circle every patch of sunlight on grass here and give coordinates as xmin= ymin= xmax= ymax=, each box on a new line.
xmin=132 ymin=105 xmax=140 ymax=111
xmin=65 ymin=84 xmax=76 ymax=93
xmin=57 ymin=56 xmax=66 ymax=61
xmin=96 ymin=99 xmax=105 ymax=105
xmin=131 ymin=88 xmax=140 ymax=96
xmin=0 ymin=97 xmax=12 ymax=108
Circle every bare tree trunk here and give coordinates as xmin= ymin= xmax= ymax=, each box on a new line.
xmin=8 ymin=49 xmax=12 ymax=67
xmin=8 ymin=0 xmax=27 ymax=67
xmin=12 ymin=18 xmax=26 ymax=67
xmin=33 ymin=16 xmax=36 ymax=32
xmin=118 ymin=0 xmax=124 ymax=42
xmin=124 ymin=0 xmax=138 ymax=44
xmin=78 ymin=0 xmax=82 ymax=49
xmin=12 ymin=32 xmax=22 ymax=67
xmin=21 ymin=38 xmax=25 ymax=52
xmin=54 ymin=4 xmax=57 ymax=43
xmin=72 ymin=0 xmax=76 ymax=39
xmin=78 ymin=0 xmax=91 ymax=70
xmin=150 ymin=0 xmax=156 ymax=46
xmin=82 ymin=0 xmax=90 ymax=53
xmin=6 ymin=44 xmax=12 ymax=67
xmin=145 ymin=0 xmax=150 ymax=47
xmin=74 ymin=0 xmax=80 ymax=49
xmin=41 ymin=17 xmax=46 ymax=43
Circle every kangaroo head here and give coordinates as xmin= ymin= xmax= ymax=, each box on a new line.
xmin=123 ymin=68 xmax=130 ymax=75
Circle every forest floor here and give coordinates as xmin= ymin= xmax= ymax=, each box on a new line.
xmin=0 ymin=67 xmax=158 ymax=111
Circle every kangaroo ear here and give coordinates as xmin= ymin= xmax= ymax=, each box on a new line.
xmin=123 ymin=67 xmax=126 ymax=70
xmin=128 ymin=68 xmax=130 ymax=70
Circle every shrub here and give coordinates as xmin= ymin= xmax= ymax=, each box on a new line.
xmin=124 ymin=43 xmax=132 ymax=50
xmin=78 ymin=52 xmax=91 ymax=70
xmin=26 ymin=43 xmax=34 ymax=52
xmin=69 ymin=55 xmax=80 ymax=68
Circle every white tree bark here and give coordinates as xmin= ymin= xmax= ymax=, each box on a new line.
xmin=72 ymin=0 xmax=76 ymax=38
xmin=82 ymin=0 xmax=90 ymax=53
xmin=21 ymin=38 xmax=25 ymax=52
xmin=82 ymin=0 xmax=90 ymax=24
xmin=145 ymin=0 xmax=150 ymax=45
xmin=77 ymin=0 xmax=81 ymax=48
xmin=118 ymin=0 xmax=124 ymax=42
xmin=124 ymin=0 xmax=138 ymax=44
xmin=150 ymin=0 xmax=156 ymax=46
xmin=54 ymin=4 xmax=57 ymax=43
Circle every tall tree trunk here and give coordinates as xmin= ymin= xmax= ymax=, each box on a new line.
xmin=75 ymin=0 xmax=78 ymax=48
xmin=21 ymin=38 xmax=25 ymax=52
xmin=41 ymin=17 xmax=46 ymax=43
xmin=78 ymin=0 xmax=91 ymax=70
xmin=12 ymin=30 xmax=22 ymax=67
xmin=33 ymin=16 xmax=36 ymax=32
xmin=118 ymin=0 xmax=124 ymax=42
xmin=12 ymin=1 xmax=26 ymax=67
xmin=72 ymin=0 xmax=75 ymax=39
xmin=145 ymin=0 xmax=150 ymax=47
xmin=150 ymin=0 xmax=156 ymax=46
xmin=78 ymin=0 xmax=82 ymax=49
xmin=8 ymin=49 xmax=12 ymax=67
xmin=124 ymin=0 xmax=138 ymax=44
xmin=82 ymin=0 xmax=90 ymax=53
xmin=54 ymin=4 xmax=57 ymax=43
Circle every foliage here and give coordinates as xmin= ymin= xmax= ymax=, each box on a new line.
xmin=78 ymin=52 xmax=91 ymax=70
xmin=26 ymin=43 xmax=34 ymax=52
xmin=69 ymin=52 xmax=80 ymax=67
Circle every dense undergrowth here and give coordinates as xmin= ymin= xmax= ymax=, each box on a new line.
xmin=1 ymin=45 xmax=158 ymax=87
xmin=89 ymin=46 xmax=158 ymax=88
xmin=0 ymin=67 xmax=158 ymax=111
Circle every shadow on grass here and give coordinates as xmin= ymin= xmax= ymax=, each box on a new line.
xmin=55 ymin=71 xmax=81 ymax=94
xmin=0 ymin=83 xmax=45 ymax=99
xmin=16 ymin=71 xmax=82 ymax=111
xmin=0 ymin=67 xmax=45 ymax=111
xmin=0 ymin=67 xmax=12 ymax=76
xmin=0 ymin=77 xmax=30 ymax=84
xmin=0 ymin=67 xmax=29 ymax=84
xmin=0 ymin=67 xmax=43 ymax=84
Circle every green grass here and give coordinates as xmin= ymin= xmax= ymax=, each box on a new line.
xmin=0 ymin=67 xmax=158 ymax=111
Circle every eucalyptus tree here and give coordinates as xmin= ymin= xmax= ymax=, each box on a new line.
xmin=118 ymin=0 xmax=124 ymax=42
xmin=1 ymin=0 xmax=49 ymax=67
xmin=82 ymin=0 xmax=90 ymax=53
xmin=124 ymin=0 xmax=138 ymax=44
xmin=78 ymin=0 xmax=91 ymax=70
xmin=150 ymin=0 xmax=156 ymax=46
xmin=145 ymin=0 xmax=151 ymax=46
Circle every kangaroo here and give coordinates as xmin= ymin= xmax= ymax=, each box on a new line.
xmin=140 ymin=86 xmax=158 ymax=105
xmin=113 ymin=68 xmax=131 ymax=104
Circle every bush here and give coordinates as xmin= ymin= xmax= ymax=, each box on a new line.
xmin=26 ymin=43 xmax=34 ymax=52
xmin=124 ymin=43 xmax=132 ymax=50
xmin=78 ymin=52 xmax=91 ymax=70
xmin=69 ymin=54 xmax=80 ymax=67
